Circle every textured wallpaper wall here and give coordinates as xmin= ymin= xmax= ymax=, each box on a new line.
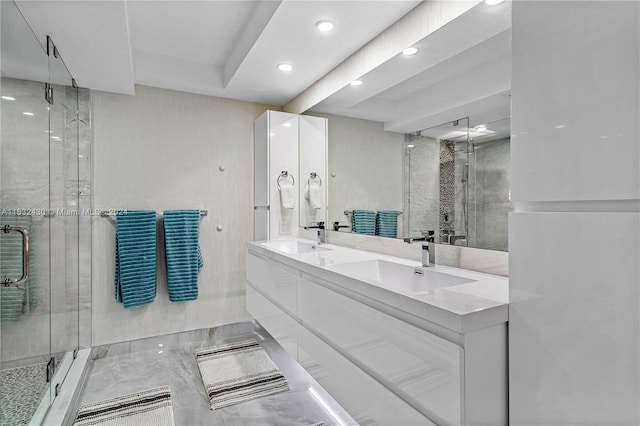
xmin=91 ymin=85 xmax=273 ymax=345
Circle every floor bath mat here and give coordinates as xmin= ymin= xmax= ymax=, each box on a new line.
xmin=196 ymin=339 xmax=290 ymax=410
xmin=73 ymin=386 xmax=174 ymax=426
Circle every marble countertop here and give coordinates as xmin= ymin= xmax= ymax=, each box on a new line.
xmin=247 ymin=239 xmax=508 ymax=334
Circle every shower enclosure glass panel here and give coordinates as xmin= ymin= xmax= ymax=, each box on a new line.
xmin=0 ymin=2 xmax=80 ymax=424
xmin=0 ymin=2 xmax=52 ymax=425
xmin=47 ymin=35 xmax=80 ymax=408
xmin=404 ymin=118 xmax=470 ymax=244
xmin=466 ymin=118 xmax=511 ymax=251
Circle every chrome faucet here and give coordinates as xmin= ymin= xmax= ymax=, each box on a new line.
xmin=404 ymin=230 xmax=435 ymax=267
xmin=333 ymin=221 xmax=349 ymax=232
xmin=304 ymin=222 xmax=326 ymax=245
xmin=403 ymin=229 xmax=435 ymax=244
xmin=448 ymin=234 xmax=467 ymax=246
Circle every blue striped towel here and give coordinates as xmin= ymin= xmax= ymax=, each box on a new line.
xmin=376 ymin=210 xmax=399 ymax=238
xmin=115 ymin=210 xmax=157 ymax=308
xmin=351 ymin=210 xmax=376 ymax=235
xmin=163 ymin=210 xmax=203 ymax=302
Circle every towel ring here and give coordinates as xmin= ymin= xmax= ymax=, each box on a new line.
xmin=309 ymin=172 xmax=322 ymax=185
xmin=277 ymin=171 xmax=294 ymax=189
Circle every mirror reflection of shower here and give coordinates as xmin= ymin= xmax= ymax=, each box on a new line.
xmin=403 ymin=117 xmax=470 ymax=245
xmin=403 ymin=117 xmax=510 ymax=251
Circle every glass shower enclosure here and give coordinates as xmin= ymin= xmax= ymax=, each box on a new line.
xmin=0 ymin=1 xmax=81 ymax=424
xmin=404 ymin=116 xmax=511 ymax=251
xmin=403 ymin=118 xmax=471 ymax=244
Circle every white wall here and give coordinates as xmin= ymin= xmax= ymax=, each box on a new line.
xmin=509 ymin=1 xmax=640 ymax=424
xmin=91 ymin=85 xmax=273 ymax=346
xmin=314 ymin=113 xmax=404 ymax=231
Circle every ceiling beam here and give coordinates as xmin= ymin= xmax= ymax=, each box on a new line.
xmin=282 ymin=0 xmax=481 ymax=114
xmin=223 ymin=1 xmax=283 ymax=88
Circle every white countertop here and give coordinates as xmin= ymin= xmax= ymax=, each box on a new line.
xmin=247 ymin=239 xmax=508 ymax=334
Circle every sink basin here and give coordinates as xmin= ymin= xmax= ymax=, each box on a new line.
xmin=261 ymin=241 xmax=332 ymax=254
xmin=327 ymin=259 xmax=475 ymax=294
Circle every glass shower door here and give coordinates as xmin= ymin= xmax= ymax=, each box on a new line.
xmin=1 ymin=1 xmax=81 ymax=424
xmin=0 ymin=1 xmax=53 ymax=425
xmin=47 ymin=35 xmax=80 ymax=408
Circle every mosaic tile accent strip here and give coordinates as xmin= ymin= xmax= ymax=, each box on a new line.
xmin=0 ymin=362 xmax=48 ymax=426
xmin=439 ymin=140 xmax=456 ymax=242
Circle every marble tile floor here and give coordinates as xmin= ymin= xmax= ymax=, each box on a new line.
xmin=76 ymin=321 xmax=355 ymax=426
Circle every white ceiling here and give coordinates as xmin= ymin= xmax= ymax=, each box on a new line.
xmin=311 ymin=0 xmax=512 ymax=134
xmin=15 ymin=0 xmax=420 ymax=105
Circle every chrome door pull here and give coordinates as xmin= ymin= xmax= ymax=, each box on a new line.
xmin=2 ymin=225 xmax=29 ymax=286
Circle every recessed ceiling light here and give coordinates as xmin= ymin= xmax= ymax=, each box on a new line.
xmin=315 ymin=20 xmax=334 ymax=32
xmin=22 ymin=112 xmax=34 ymax=116
xmin=402 ymin=47 xmax=419 ymax=56
xmin=407 ymin=144 xmax=415 ymax=148
xmin=283 ymin=122 xmax=292 ymax=127
xmin=2 ymin=96 xmax=15 ymax=101
xmin=278 ymin=63 xmax=293 ymax=72
xmin=485 ymin=0 xmax=505 ymax=5
xmin=51 ymin=136 xmax=61 ymax=140
xmin=350 ymin=79 xmax=364 ymax=86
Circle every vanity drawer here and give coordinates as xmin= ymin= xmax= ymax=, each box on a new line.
xmin=298 ymin=324 xmax=434 ymax=426
xmin=246 ymin=284 xmax=298 ymax=360
xmin=298 ymin=275 xmax=463 ymax=425
xmin=246 ymin=252 xmax=298 ymax=315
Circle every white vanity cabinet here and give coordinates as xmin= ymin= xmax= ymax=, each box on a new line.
xmin=298 ymin=274 xmax=462 ymax=425
xmin=245 ymin=246 xmax=507 ymax=425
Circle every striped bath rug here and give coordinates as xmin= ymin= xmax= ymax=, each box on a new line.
xmin=196 ymin=339 xmax=290 ymax=410
xmin=73 ymin=386 xmax=174 ymax=426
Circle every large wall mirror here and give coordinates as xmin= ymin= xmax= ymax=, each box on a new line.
xmin=405 ymin=117 xmax=510 ymax=251
xmin=300 ymin=0 xmax=511 ymax=251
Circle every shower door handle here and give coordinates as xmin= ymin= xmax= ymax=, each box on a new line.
xmin=2 ymin=225 xmax=29 ymax=286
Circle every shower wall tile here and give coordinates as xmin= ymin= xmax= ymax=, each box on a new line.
xmin=78 ymin=88 xmax=92 ymax=349
xmin=468 ymin=138 xmax=510 ymax=251
xmin=1 ymin=78 xmax=52 ymax=362
xmin=91 ymin=85 xmax=273 ymax=346
xmin=1 ymin=79 xmax=89 ymax=361
xmin=1 ymin=312 xmax=49 ymax=361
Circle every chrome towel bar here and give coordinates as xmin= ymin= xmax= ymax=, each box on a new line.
xmin=99 ymin=210 xmax=208 ymax=218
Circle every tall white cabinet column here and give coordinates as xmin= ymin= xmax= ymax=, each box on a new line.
xmin=254 ymin=111 xmax=328 ymax=240
xmin=254 ymin=110 xmax=299 ymax=240
xmin=299 ymin=115 xmax=328 ymax=228
xmin=509 ymin=2 xmax=640 ymax=424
